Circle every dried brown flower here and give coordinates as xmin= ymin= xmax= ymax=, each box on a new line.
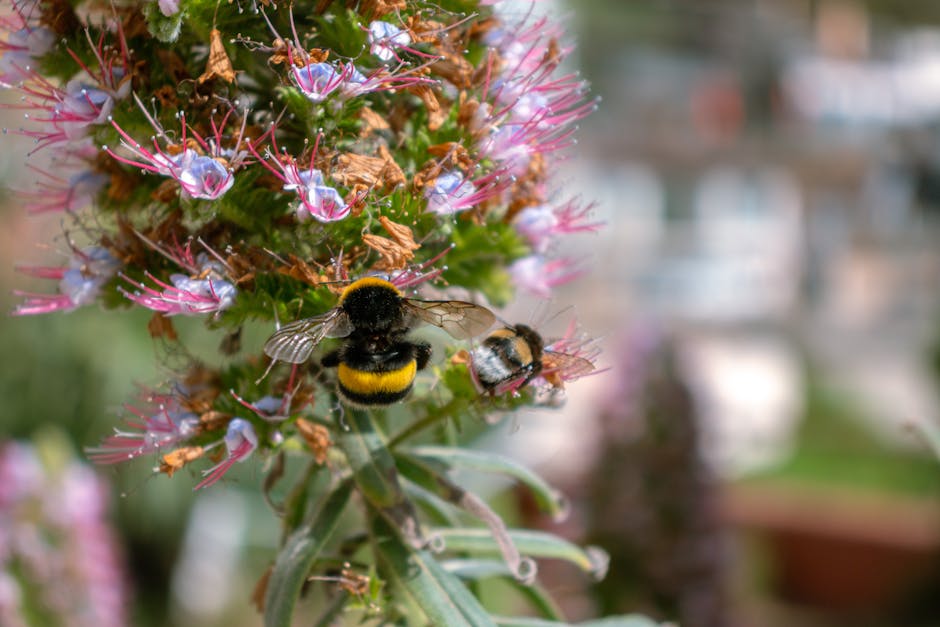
xmin=159 ymin=446 xmax=205 ymax=478
xmin=198 ymin=29 xmax=236 ymax=85
xmin=295 ymin=418 xmax=332 ymax=465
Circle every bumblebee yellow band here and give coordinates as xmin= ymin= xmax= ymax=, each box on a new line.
xmin=337 ymin=361 xmax=417 ymax=395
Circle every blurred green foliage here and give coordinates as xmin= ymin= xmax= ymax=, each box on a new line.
xmin=747 ymin=370 xmax=940 ymax=497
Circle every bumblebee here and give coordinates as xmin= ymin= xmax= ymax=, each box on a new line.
xmin=470 ymin=323 xmax=595 ymax=395
xmin=264 ymin=277 xmax=495 ymax=406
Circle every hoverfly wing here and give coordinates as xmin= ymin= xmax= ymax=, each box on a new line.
xmin=541 ymin=350 xmax=595 ymax=380
xmin=404 ymin=299 xmax=495 ymax=339
xmin=263 ymin=309 xmax=351 ymax=364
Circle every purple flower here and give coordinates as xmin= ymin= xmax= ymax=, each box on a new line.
xmin=231 ymin=390 xmax=296 ymax=423
xmin=424 ymin=169 xmax=508 ymax=216
xmin=426 ymin=171 xmax=475 ymax=215
xmin=194 ymin=418 xmax=258 ymax=490
xmin=368 ymin=21 xmax=412 ymax=62
xmin=290 ymin=62 xmax=345 ymax=103
xmin=13 ymin=247 xmax=119 ymax=315
xmin=54 ymin=80 xmax=114 ymax=140
xmin=480 ymin=124 xmax=532 ymax=177
xmin=176 ymin=150 xmax=235 ymax=199
xmin=283 ymin=167 xmax=349 ymax=222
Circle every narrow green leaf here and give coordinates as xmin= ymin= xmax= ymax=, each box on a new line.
xmin=405 ymin=446 xmax=568 ymax=518
xmin=336 ymin=407 xmax=404 ymax=509
xmin=492 ymin=617 xmax=663 ymax=627
xmin=401 ymin=478 xmax=463 ymax=527
xmin=441 ymin=559 xmax=565 ymax=621
xmin=372 ymin=515 xmax=498 ymax=627
xmin=264 ymin=480 xmax=353 ymax=627
xmin=432 ymin=528 xmax=610 ymax=580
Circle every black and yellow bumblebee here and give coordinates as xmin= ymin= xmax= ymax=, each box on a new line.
xmin=471 ymin=323 xmax=595 ymax=395
xmin=264 ymin=276 xmax=495 ymax=406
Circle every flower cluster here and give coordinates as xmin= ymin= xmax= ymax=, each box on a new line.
xmin=0 ymin=441 xmax=127 ymax=627
xmin=4 ymin=1 xmax=611 ymax=624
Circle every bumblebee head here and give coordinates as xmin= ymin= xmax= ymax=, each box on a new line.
xmin=510 ymin=324 xmax=545 ymax=360
xmin=339 ymin=277 xmax=404 ymax=333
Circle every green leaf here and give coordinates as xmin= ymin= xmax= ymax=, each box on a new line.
xmin=372 ymin=515 xmax=497 ymax=627
xmin=404 ymin=446 xmax=568 ymax=519
xmin=432 ymin=528 xmax=610 ymax=580
xmin=264 ymin=479 xmax=353 ymax=627
xmin=492 ymin=617 xmax=663 ymax=627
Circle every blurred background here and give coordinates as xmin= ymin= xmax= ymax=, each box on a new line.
xmin=3 ymin=0 xmax=940 ymax=625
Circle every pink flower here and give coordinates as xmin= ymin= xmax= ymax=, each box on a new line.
xmin=158 ymin=0 xmax=180 ymax=16
xmin=0 ymin=442 xmax=128 ymax=627
xmin=249 ymin=132 xmax=350 ymax=223
xmin=13 ymin=78 xmax=120 ymax=151
xmin=121 ymin=272 xmax=236 ymax=316
xmin=513 ymin=199 xmax=600 ymax=253
xmin=194 ymin=418 xmax=258 ymax=490
xmin=13 ymin=247 xmax=119 ymax=315
xmin=86 ymin=396 xmax=200 ymax=464
xmin=104 ymin=99 xmax=247 ymax=200
xmin=19 ymin=167 xmax=106 ymax=214
xmin=509 ymin=255 xmax=583 ymax=298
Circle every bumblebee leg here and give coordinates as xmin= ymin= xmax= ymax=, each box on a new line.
xmin=414 ymin=341 xmax=432 ymax=370
xmin=321 ymin=349 xmax=341 ymax=368
xmin=518 ymin=361 xmax=543 ymax=389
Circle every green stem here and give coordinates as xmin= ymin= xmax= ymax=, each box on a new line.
xmin=388 ymin=397 xmax=468 ymax=448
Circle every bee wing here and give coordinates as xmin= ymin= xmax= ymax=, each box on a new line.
xmin=542 ymin=350 xmax=596 ymax=380
xmin=403 ymin=299 xmax=495 ymax=339
xmin=263 ymin=308 xmax=353 ymax=364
